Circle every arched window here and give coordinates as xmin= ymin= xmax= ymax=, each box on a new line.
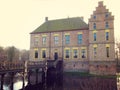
xmin=105 ymin=22 xmax=109 ymax=29
xmin=93 ymin=23 xmax=96 ymax=30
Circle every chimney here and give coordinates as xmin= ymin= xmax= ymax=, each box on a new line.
xmin=80 ymin=17 xmax=84 ymax=21
xmin=98 ymin=1 xmax=103 ymax=7
xmin=45 ymin=17 xmax=48 ymax=22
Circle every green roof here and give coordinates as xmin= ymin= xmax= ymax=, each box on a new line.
xmin=31 ymin=17 xmax=88 ymax=33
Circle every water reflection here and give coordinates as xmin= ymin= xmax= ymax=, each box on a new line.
xmin=1 ymin=73 xmax=118 ymax=90
xmin=117 ymin=73 xmax=120 ymax=90
xmin=1 ymin=76 xmax=27 ymax=90
xmin=64 ymin=75 xmax=117 ymax=90
xmin=3 ymin=85 xmax=9 ymax=90
xmin=14 ymin=81 xmax=27 ymax=90
xmin=24 ymin=73 xmax=117 ymax=90
xmin=3 ymin=81 xmax=27 ymax=90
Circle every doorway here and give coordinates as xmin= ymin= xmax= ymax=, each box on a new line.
xmin=54 ymin=52 xmax=58 ymax=60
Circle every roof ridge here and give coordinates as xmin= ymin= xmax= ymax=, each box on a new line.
xmin=48 ymin=17 xmax=82 ymax=22
xmin=31 ymin=16 xmax=88 ymax=33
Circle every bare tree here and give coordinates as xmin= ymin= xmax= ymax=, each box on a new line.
xmin=20 ymin=49 xmax=29 ymax=61
xmin=0 ymin=46 xmax=29 ymax=61
xmin=116 ymin=39 xmax=120 ymax=55
xmin=0 ymin=46 xmax=7 ymax=61
xmin=115 ymin=39 xmax=120 ymax=65
xmin=5 ymin=46 xmax=20 ymax=61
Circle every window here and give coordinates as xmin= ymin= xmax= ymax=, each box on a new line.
xmin=42 ymin=37 xmax=46 ymax=45
xmin=35 ymin=51 xmax=38 ymax=58
xmin=65 ymin=50 xmax=70 ymax=58
xmin=105 ymin=22 xmax=109 ymax=29
xmin=105 ymin=13 xmax=109 ymax=18
xmin=34 ymin=37 xmax=39 ymax=46
xmin=93 ymin=15 xmax=96 ymax=19
xmin=106 ymin=47 xmax=109 ymax=57
xmin=42 ymin=50 xmax=46 ymax=58
xmin=93 ymin=23 xmax=96 ymax=30
xmin=73 ymin=49 xmax=78 ymax=58
xmin=78 ymin=34 xmax=82 ymax=44
xmin=54 ymin=36 xmax=59 ymax=44
xmin=65 ymin=35 xmax=70 ymax=44
xmin=106 ymin=32 xmax=109 ymax=40
xmin=94 ymin=47 xmax=97 ymax=57
xmin=94 ymin=33 xmax=96 ymax=41
xmin=96 ymin=65 xmax=99 ymax=68
xmin=82 ymin=49 xmax=86 ymax=58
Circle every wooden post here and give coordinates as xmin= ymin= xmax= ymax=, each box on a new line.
xmin=42 ymin=68 xmax=45 ymax=84
xmin=45 ymin=62 xmax=47 ymax=90
xmin=22 ymin=61 xmax=28 ymax=89
xmin=36 ymin=69 xmax=39 ymax=84
xmin=10 ymin=72 xmax=14 ymax=90
xmin=0 ymin=74 xmax=5 ymax=90
xmin=27 ymin=70 xmax=31 ymax=85
xmin=22 ymin=72 xmax=25 ymax=90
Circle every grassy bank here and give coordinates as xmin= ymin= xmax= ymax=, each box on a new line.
xmin=64 ymin=72 xmax=117 ymax=78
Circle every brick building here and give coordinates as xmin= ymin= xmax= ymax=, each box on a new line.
xmin=30 ymin=1 xmax=116 ymax=75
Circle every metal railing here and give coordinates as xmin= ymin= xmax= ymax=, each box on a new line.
xmin=0 ymin=60 xmax=46 ymax=72
xmin=27 ymin=60 xmax=46 ymax=69
xmin=0 ymin=61 xmax=24 ymax=71
xmin=0 ymin=59 xmax=62 ymax=73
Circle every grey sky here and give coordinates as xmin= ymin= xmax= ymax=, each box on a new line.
xmin=0 ymin=0 xmax=119 ymax=50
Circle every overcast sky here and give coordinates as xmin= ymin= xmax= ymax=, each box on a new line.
xmin=0 ymin=0 xmax=119 ymax=50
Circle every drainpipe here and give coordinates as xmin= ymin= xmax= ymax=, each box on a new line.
xmin=62 ymin=31 xmax=64 ymax=60
xmin=49 ymin=32 xmax=51 ymax=60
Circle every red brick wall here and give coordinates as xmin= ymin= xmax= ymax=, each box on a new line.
xmin=89 ymin=61 xmax=116 ymax=75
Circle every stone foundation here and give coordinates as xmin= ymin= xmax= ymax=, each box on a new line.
xmin=63 ymin=60 xmax=116 ymax=75
xmin=63 ymin=60 xmax=89 ymax=72
xmin=89 ymin=61 xmax=116 ymax=75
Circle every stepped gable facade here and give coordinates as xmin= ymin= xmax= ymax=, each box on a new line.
xmin=30 ymin=1 xmax=116 ymax=75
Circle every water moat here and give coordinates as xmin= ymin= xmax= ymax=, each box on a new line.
xmin=0 ymin=71 xmax=119 ymax=90
xmin=0 ymin=60 xmax=119 ymax=90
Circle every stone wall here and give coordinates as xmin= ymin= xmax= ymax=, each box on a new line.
xmin=89 ymin=61 xmax=116 ymax=75
xmin=30 ymin=29 xmax=89 ymax=61
xmin=29 ymin=1 xmax=116 ymax=75
xmin=63 ymin=60 xmax=89 ymax=72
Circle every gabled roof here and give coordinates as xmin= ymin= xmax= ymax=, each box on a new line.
xmin=31 ymin=17 xmax=88 ymax=33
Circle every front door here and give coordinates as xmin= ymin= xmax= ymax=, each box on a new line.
xmin=54 ymin=52 xmax=58 ymax=60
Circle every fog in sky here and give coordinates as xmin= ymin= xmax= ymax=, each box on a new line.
xmin=0 ymin=0 xmax=119 ymax=50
